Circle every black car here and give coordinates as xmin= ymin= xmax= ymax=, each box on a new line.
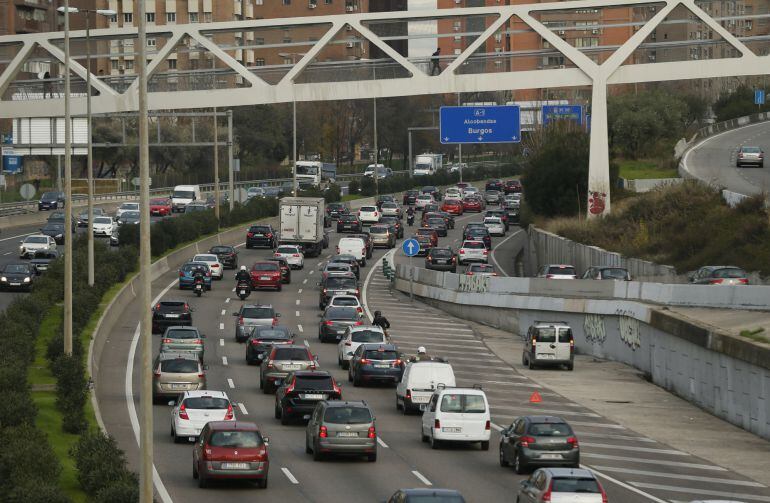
xmin=485 ymin=179 xmax=503 ymax=192
xmin=379 ymin=216 xmax=404 ymax=239
xmin=275 ymin=370 xmax=342 ymax=424
xmin=40 ymin=222 xmax=66 ymax=245
xmin=318 ymin=273 xmax=359 ymax=309
xmin=47 ymin=211 xmax=75 ymax=232
xmin=0 ymin=263 xmax=35 ymax=291
xmin=269 ymin=258 xmax=292 ymax=284
xmin=376 ymin=194 xmax=395 ymax=209
xmin=30 ymin=249 xmax=60 ymax=274
xmin=423 ymin=217 xmax=448 ymax=237
xmin=350 ymin=232 xmax=373 ymax=259
xmin=38 ymin=191 xmax=65 ymax=210
xmin=485 ymin=209 xmax=510 ymax=230
xmin=326 ymin=202 xmax=349 ymax=219
xmin=337 ymin=214 xmax=362 ymax=233
xmin=329 ymin=254 xmax=360 ymax=279
xmin=151 ymin=300 xmax=193 ymax=334
xmin=245 ymin=325 xmax=295 ymax=365
xmin=502 ymin=202 xmax=520 ymax=224
xmin=415 ymin=235 xmax=433 ymax=256
xmin=463 ymin=227 xmax=492 ymax=249
xmin=117 ymin=210 xmax=140 ymax=226
xmin=349 ymin=343 xmax=403 ymax=386
xmin=209 ymin=245 xmax=238 ymax=269
xmin=421 ymin=186 xmax=442 ymax=201
xmin=403 ymin=189 xmax=420 ymax=206
xmin=421 ymin=203 xmax=440 ymax=215
xmin=319 ymin=306 xmax=362 ymax=343
xmin=246 ymin=224 xmax=277 ymax=249
xmin=425 ymin=247 xmax=456 ymax=272
xmin=77 ymin=208 xmax=106 ymax=227
xmin=387 ymin=489 xmax=466 ymax=503
xmin=435 ymin=211 xmax=455 ymax=229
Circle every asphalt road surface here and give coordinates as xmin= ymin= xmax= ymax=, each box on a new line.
xmin=96 ymin=196 xmax=770 ymax=503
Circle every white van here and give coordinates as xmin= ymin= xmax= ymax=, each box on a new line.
xmin=336 ymin=237 xmax=367 ymax=266
xmin=522 ymin=321 xmax=574 ymax=370
xmin=396 ymin=360 xmax=455 ymax=414
xmin=420 ymin=385 xmax=491 ymax=450
xmin=171 ymin=185 xmax=201 ymax=212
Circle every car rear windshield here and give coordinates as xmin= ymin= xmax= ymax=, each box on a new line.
xmin=151 ymin=198 xmax=168 ymax=205
xmin=470 ymin=265 xmax=494 ymax=272
xmin=165 ymin=329 xmax=198 ymax=339
xmin=273 ymin=347 xmax=310 ymax=361
xmin=360 ymin=206 xmax=377 ymax=212
xmin=210 ymin=246 xmax=232 ymax=254
xmin=551 ymin=477 xmax=600 ymax=493
xmin=325 ymin=277 xmax=357 ymax=289
xmin=339 ymin=214 xmax=357 ymax=221
xmin=249 ymin=226 xmax=271 ymax=233
xmin=251 ymin=327 xmax=290 ymax=339
xmin=160 ymin=359 xmax=198 ymax=373
xmin=325 ymin=307 xmax=359 ymax=320
xmin=743 ymin=147 xmax=761 ymax=153
xmin=713 ymin=267 xmax=747 ymax=278
xmin=535 ymin=327 xmax=573 ymax=343
xmin=331 ymin=296 xmax=358 ymax=306
xmin=41 ymin=192 xmax=59 ymax=201
xmin=324 ymin=407 xmax=372 ymax=424
xmin=242 ymin=307 xmax=273 ymax=319
xmin=252 ymin=263 xmax=279 ymax=272
xmin=364 ymin=349 xmax=398 ymax=360
xmin=548 ymin=266 xmax=576 ymax=275
xmin=351 ymin=330 xmax=384 ymax=343
xmin=369 ymin=227 xmax=388 ymax=234
xmin=417 ymin=229 xmax=435 ymax=236
xmin=428 ymin=218 xmax=445 ymax=226
xmin=184 ymin=397 xmax=229 ymax=410
xmin=326 ymin=264 xmax=350 ymax=272
xmin=94 ymin=217 xmax=112 ymax=224
xmin=209 ymin=430 xmax=263 ymax=448
xmin=294 ymin=375 xmax=334 ymax=390
xmin=600 ymin=268 xmax=629 ymax=280
xmin=527 ymin=422 xmax=574 ymax=436
xmin=440 ymin=394 xmax=486 ymax=413
xmin=158 ymin=302 xmax=186 ymax=312
xmin=431 ymin=249 xmax=453 ymax=257
xmin=463 ymin=242 xmax=485 ymax=249
xmin=277 ymin=246 xmax=298 ymax=254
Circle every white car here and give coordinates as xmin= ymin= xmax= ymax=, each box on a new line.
xmin=458 ymin=240 xmax=488 ymax=265
xmin=537 ymin=264 xmax=577 ymax=279
xmin=169 ymin=390 xmax=235 ymax=442
xmin=328 ymin=294 xmax=363 ymax=315
xmin=92 ymin=216 xmax=118 ymax=237
xmin=337 ymin=237 xmax=367 ymax=266
xmin=396 ymin=360 xmax=456 ymax=413
xmin=380 ymin=201 xmax=402 ymax=218
xmin=19 ymin=234 xmax=57 ymax=258
xmin=462 ymin=186 xmax=479 ymax=197
xmin=414 ymin=194 xmax=434 ymax=210
xmin=274 ymin=245 xmax=304 ymax=269
xmin=421 ymin=386 xmax=491 ymax=449
xmin=337 ymin=325 xmax=387 ymax=369
xmin=483 ymin=216 xmax=506 ymax=236
xmin=116 ymin=202 xmax=140 ymax=220
xmin=449 ymin=163 xmax=467 ymax=173
xmin=192 ymin=253 xmax=224 ymax=280
xmin=444 ymin=188 xmax=463 ymax=201
xmin=246 ymin=187 xmax=265 ymax=199
xmin=357 ymin=205 xmax=380 ymax=225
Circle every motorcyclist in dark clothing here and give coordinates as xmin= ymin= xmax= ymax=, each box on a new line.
xmin=406 ymin=207 xmax=415 ymax=226
xmin=235 ymin=265 xmax=251 ymax=283
xmin=373 ymin=310 xmax=390 ymax=332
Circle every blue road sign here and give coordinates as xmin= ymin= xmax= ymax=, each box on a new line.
xmin=542 ymin=105 xmax=583 ymax=126
xmin=755 ymin=89 xmax=765 ymax=105
xmin=440 ymin=105 xmax=521 ymax=144
xmin=2 ymin=155 xmax=22 ymax=174
xmin=402 ymin=238 xmax=420 ymax=257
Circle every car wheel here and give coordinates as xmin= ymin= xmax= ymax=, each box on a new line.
xmin=368 ymin=452 xmax=377 ymax=462
xmin=274 ymin=403 xmax=281 ymax=419
xmin=192 ymin=460 xmax=199 ymax=479
xmin=481 ymin=440 xmax=490 ymax=451
xmin=421 ymin=426 xmax=428 ymax=442
xmin=313 ymin=441 xmax=324 ymax=461
xmin=353 ymin=373 xmax=361 ymax=387
xmin=338 ymin=355 xmax=344 ymax=367
xmin=514 ymin=452 xmax=527 ymax=474
xmin=522 ymin=353 xmax=528 ymax=366
xmin=396 ymin=395 xmax=403 ymax=411
xmin=348 ymin=369 xmax=353 ymax=382
xmin=319 ymin=302 xmax=325 ymax=310
xmin=528 ymin=357 xmax=536 ymax=370
xmin=198 ymin=472 xmax=208 ymax=488
xmin=280 ymin=407 xmax=289 ymax=425
xmin=566 ymin=361 xmax=574 ymax=371
xmin=429 ymin=432 xmax=440 ymax=449
xmin=361 ymin=259 xmax=367 ymax=267
xmin=305 ymin=438 xmax=312 ymax=454
xmin=342 ymin=359 xmax=349 ymax=370
xmin=276 ymin=284 xmax=282 ymax=292
xmin=499 ymin=444 xmax=509 ymax=466
xmin=256 ymin=477 xmax=267 ymax=489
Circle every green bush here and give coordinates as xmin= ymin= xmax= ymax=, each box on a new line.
xmin=0 ymin=424 xmax=66 ymax=500
xmin=0 ymin=390 xmax=37 ymax=428
xmin=93 ymin=477 xmax=139 ymax=503
xmin=71 ymin=431 xmax=138 ymax=498
xmin=52 ymin=355 xmax=88 ymax=434
xmin=5 ymin=482 xmax=72 ymax=503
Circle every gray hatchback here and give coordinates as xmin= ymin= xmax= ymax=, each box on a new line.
xmin=305 ymin=400 xmax=377 ymax=462
xmin=499 ymin=415 xmax=579 ymax=474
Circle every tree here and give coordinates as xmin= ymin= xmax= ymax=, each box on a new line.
xmin=713 ymin=85 xmax=770 ymax=122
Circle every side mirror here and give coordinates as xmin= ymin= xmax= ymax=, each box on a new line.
xmin=263 ymin=436 xmax=270 ymax=445
xmin=203 ymin=365 xmax=209 ymax=370
xmin=168 ymin=400 xmax=175 ymax=406
xmin=232 ymin=312 xmax=239 ymax=316
xmin=200 ymin=334 xmax=207 ymax=338
xmin=276 ymin=313 xmax=281 ymax=318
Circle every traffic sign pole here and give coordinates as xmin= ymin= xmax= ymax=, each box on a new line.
xmin=402 ymin=238 xmax=419 ymax=302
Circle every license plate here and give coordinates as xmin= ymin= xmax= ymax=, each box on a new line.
xmin=283 ymin=364 xmax=300 ymax=370
xmin=411 ymin=396 xmax=430 ymax=404
xmin=239 ymin=290 xmax=246 ymax=295
xmin=254 ymin=234 xmax=264 ymax=237
xmin=221 ymin=462 xmax=250 ymax=470
xmin=540 ymin=454 xmax=562 ymax=459
xmin=442 ymin=427 xmax=462 ymax=433
xmin=374 ymin=364 xmax=390 ymax=368
xmin=166 ymin=314 xmax=180 ymax=318
xmin=302 ymin=393 xmax=324 ymax=400
xmin=170 ymin=383 xmax=187 ymax=389
xmin=10 ymin=283 xmax=20 ymax=286
xmin=537 ymin=354 xmax=556 ymax=359
xmin=260 ymin=276 xmax=271 ymax=280
xmin=337 ymin=431 xmax=358 ymax=437
xmin=437 ymin=260 xmax=448 ymax=264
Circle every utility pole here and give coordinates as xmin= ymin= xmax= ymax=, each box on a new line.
xmin=137 ymin=0 xmax=153 ymax=500
xmin=213 ymin=107 xmax=220 ymax=224
xmin=63 ymin=0 xmax=73 ymax=356
xmin=227 ymin=110 xmax=234 ymax=210
xmin=292 ymin=99 xmax=297 ymax=196
xmin=85 ymin=9 xmax=94 ymax=286
xmin=457 ymin=93 xmax=463 ymax=183
xmin=373 ymin=96 xmax=379 ymax=197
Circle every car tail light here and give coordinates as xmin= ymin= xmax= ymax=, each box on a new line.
xmin=319 ymin=426 xmax=328 ymax=438
xmin=356 ymin=307 xmax=363 ymax=313
xmin=406 ymin=389 xmax=412 ymax=399
xmin=336 ymin=246 xmax=340 ymax=254
xmin=162 ymin=338 xmax=173 ymax=343
xmin=285 ymin=380 xmax=295 ymax=395
xmin=153 ymin=368 xmax=161 ymax=377
xmin=324 ymin=321 xmax=334 ymax=326
xmin=520 ymin=436 xmax=536 ymax=447
xmin=483 ymin=249 xmax=488 ymax=255
xmin=567 ymin=436 xmax=579 ymax=448
xmin=267 ymin=360 xmax=274 ymax=369
xmin=546 ymin=274 xmax=554 ymax=279
xmin=739 ymin=153 xmax=744 ymax=158
xmin=193 ymin=339 xmax=203 ymax=344
xmin=434 ymin=419 xmax=441 ymax=429
xmin=485 ymin=420 xmax=491 ymax=430
xmin=212 ymin=264 xmax=219 ymax=268
xmin=459 ymin=249 xmax=465 ymax=254
xmin=179 ymin=403 xmax=189 ymax=420
xmin=323 ymin=288 xmax=328 ymax=294
xmin=247 ymin=232 xmax=254 ymax=238
xmin=368 ymin=426 xmax=376 ymax=439
xmin=393 ymin=359 xmax=402 ymax=367
xmin=273 ymin=318 xmax=278 ymax=326
xmin=355 ymin=320 xmax=363 ymax=326
xmin=332 ymin=380 xmax=342 ymax=395
xmin=360 ymin=358 xmax=370 ymax=364
xmin=466 ymin=272 xmax=474 ymax=276
xmin=179 ymin=271 xmax=184 ymax=277
xmin=709 ymin=278 xmax=723 ymax=284
xmin=251 ymin=339 xmax=261 ymax=345
xmin=266 ymin=233 xmax=273 ymax=238
xmin=155 ymin=303 xmax=161 ymax=311
xmin=598 ymin=480 xmax=608 ymax=503
xmin=206 ymin=272 xmax=211 ymax=277
xmin=183 ymin=304 xmax=190 ymax=313
xmin=292 ymin=253 xmax=300 ymax=257
xmin=570 ymin=338 xmax=575 ymax=354
xmin=739 ymin=278 xmax=749 ymax=284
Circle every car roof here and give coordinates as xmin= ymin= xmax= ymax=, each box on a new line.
xmin=206 ymin=420 xmax=260 ymax=432
xmin=437 ymin=387 xmax=486 ymax=396
xmin=164 ymin=325 xmax=198 ymax=331
xmin=533 ymin=321 xmax=571 ymax=327
xmin=399 ymin=489 xmax=463 ymax=496
xmin=293 ymin=370 xmax=332 ymax=377
xmin=359 ymin=343 xmax=399 ymax=351
xmin=322 ymin=399 xmax=370 ymax=408
xmin=522 ymin=415 xmax=569 ymax=424
xmin=539 ymin=467 xmax=596 ymax=478
xmin=158 ymin=352 xmax=199 ymax=361
xmin=350 ymin=324 xmax=384 ymax=332
xmin=241 ymin=303 xmax=274 ymax=310
xmin=182 ymin=390 xmax=228 ymax=399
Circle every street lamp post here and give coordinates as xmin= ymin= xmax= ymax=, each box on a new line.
xmin=62 ymin=0 xmax=72 ymax=356
xmin=57 ymin=6 xmax=116 ymax=287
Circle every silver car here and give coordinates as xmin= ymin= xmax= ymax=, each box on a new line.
xmin=159 ymin=326 xmax=206 ymax=361
xmin=233 ymin=304 xmax=280 ymax=342
xmin=152 ymin=352 xmax=206 ymax=402
xmin=517 ymin=468 xmax=607 ymax=502
xmin=305 ymin=400 xmax=377 ymax=462
xmin=736 ymin=145 xmax=764 ymax=168
xmin=259 ymin=344 xmax=318 ymax=393
xmin=484 ymin=190 xmax=501 ymax=205
xmin=380 ymin=201 xmax=402 ymax=219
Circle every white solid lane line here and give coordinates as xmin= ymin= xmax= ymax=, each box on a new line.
xmin=219 ymin=322 xmax=224 ymax=330
xmin=297 ymin=324 xmax=304 ymax=333
xmin=585 ymin=468 xmax=668 ymax=503
xmin=490 ymin=228 xmax=524 ymax=277
xmin=282 ymin=467 xmax=299 ymax=484
xmin=627 ymin=482 xmax=770 ymax=503
xmin=3 ymin=251 xmax=11 ymax=256
xmin=220 ymin=309 xmax=226 ymax=316
xmin=0 ymin=231 xmax=35 ymax=243
xmin=588 ymin=466 xmax=765 ymax=487
xmin=237 ymin=402 xmax=248 ymax=415
xmin=376 ymin=437 xmax=389 ymax=448
xmin=222 ymin=356 xmax=228 ymax=366
xmin=412 ymin=470 xmax=432 ymax=486
xmin=227 ymin=378 xmax=234 ymax=389
xmin=219 ymin=338 xmax=224 ymax=346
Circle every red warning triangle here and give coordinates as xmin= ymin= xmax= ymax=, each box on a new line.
xmin=529 ymin=391 xmax=542 ymax=403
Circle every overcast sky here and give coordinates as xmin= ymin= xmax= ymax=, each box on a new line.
xmin=408 ymin=0 xmax=438 ymax=58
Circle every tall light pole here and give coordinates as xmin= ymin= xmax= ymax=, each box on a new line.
xmin=373 ymin=64 xmax=379 ymax=197
xmin=58 ymin=6 xmax=116 ymax=287
xmin=213 ymin=107 xmax=219 ymax=224
xmin=62 ymin=0 xmax=72 ymax=356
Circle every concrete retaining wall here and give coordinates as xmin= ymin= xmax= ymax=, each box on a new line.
xmin=394 ymin=266 xmax=770 ymax=440
xmin=622 ymin=177 xmax=682 ymax=193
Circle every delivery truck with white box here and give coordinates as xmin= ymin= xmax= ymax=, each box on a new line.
xmin=279 ymin=197 xmax=328 ymax=257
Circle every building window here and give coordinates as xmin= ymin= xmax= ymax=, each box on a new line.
xmin=147 ymin=38 xmax=156 ymax=48
xmin=283 ymin=57 xmax=292 ymax=64
xmin=203 ymin=12 xmax=212 ymax=22
xmin=283 ymin=0 xmax=291 ymax=4
xmin=111 ymin=60 xmax=119 ymax=71
xmin=255 ymin=58 xmax=265 ymax=66
xmin=124 ymin=60 xmax=134 ymax=70
xmin=255 ymin=37 xmax=264 ymax=45
xmin=189 ymin=12 xmax=199 ymax=23
xmin=166 ymin=12 xmax=176 ymax=23
xmin=326 ymin=0 xmax=332 ymax=4
xmin=146 ymin=12 xmax=155 ymax=23
xmin=109 ymin=14 xmax=118 ymax=23
xmin=124 ymin=13 xmax=133 ymax=24
xmin=168 ymin=59 xmax=177 ymax=69
xmin=190 ymin=59 xmax=200 ymax=70
xmin=283 ymin=37 xmax=292 ymax=43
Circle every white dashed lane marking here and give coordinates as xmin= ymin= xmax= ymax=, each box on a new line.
xmin=225 ymin=298 xmax=230 ymax=303
xmin=227 ymin=378 xmax=234 ymax=389
xmin=412 ymin=470 xmax=432 ymax=486
xmin=237 ymin=402 xmax=248 ymax=415
xmin=219 ymin=323 xmax=224 ymax=330
xmin=282 ymin=467 xmax=299 ymax=484
xmin=220 ymin=309 xmax=226 ymax=316
xmin=297 ymin=324 xmax=304 ymax=333
xmin=222 ymin=356 xmax=228 ymax=366
xmin=219 ymin=339 xmax=224 ymax=346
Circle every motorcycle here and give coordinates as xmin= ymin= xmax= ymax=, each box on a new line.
xmin=193 ymin=278 xmax=204 ymax=297
xmin=406 ymin=212 xmax=415 ymax=227
xmin=236 ymin=280 xmax=251 ymax=300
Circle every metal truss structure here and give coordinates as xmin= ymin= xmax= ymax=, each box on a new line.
xmin=1 ymin=0 xmax=769 ymax=216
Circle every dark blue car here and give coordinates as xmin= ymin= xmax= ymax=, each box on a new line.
xmin=178 ymin=262 xmax=212 ymax=290
xmin=348 ymin=343 xmax=403 ymax=386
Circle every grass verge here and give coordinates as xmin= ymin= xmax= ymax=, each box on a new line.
xmin=618 ymin=159 xmax=679 ymax=179
xmin=739 ymin=328 xmax=770 ymax=344
xmin=341 ymin=194 xmax=365 ymax=202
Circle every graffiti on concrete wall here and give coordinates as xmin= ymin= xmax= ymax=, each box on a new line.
xmin=617 ymin=310 xmax=641 ymax=350
xmin=459 ymin=274 xmax=489 ymax=293
xmin=584 ymin=314 xmax=606 ymax=344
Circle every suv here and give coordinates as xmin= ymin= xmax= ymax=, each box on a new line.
xmin=457 ymin=240 xmax=488 ymax=265
xmin=736 ymin=145 xmax=764 ymax=168
xmin=152 ymin=352 xmax=206 ymax=402
xmin=233 ymin=304 xmax=279 ymax=342
xmin=517 ymin=468 xmax=607 ymax=502
xmin=260 ymin=345 xmax=317 ymax=393
xmin=152 ymin=300 xmax=193 ymax=334
xmin=688 ymin=265 xmax=749 ymax=285
xmin=38 ymin=191 xmax=65 ymax=210
xmin=348 ymin=343 xmax=403 ymax=386
xmin=305 ymin=400 xmax=377 ymax=461
xmin=420 ymin=385 xmax=491 ymax=450
xmin=369 ymin=224 xmax=396 ymax=249
xmin=522 ymin=321 xmax=574 ymax=370
xmin=337 ymin=214 xmax=362 ymax=233
xmin=245 ymin=325 xmax=295 ymax=365
xmin=336 ymin=237 xmax=367 ymax=266
xmin=318 ymin=272 xmax=359 ymax=309
xmin=193 ymin=421 xmax=269 ymax=489
xmin=581 ymin=266 xmax=631 ymax=281
xmin=425 ymin=247 xmax=456 ymax=272
xmin=326 ymin=202 xmax=349 ymax=219
xmin=403 ymin=190 xmax=420 ymax=205
xmin=274 ymin=370 xmax=342 ymax=424
xmin=246 ymin=224 xmax=277 ymax=249
xmin=499 ymin=416 xmax=579 ymax=473
xmin=536 ymin=264 xmax=577 ymax=279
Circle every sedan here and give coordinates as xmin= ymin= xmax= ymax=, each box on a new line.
xmin=92 ymin=216 xmax=118 ymax=237
xmin=178 ymin=262 xmax=212 ymax=290
xmin=319 ymin=306 xmax=363 ymax=343
xmin=500 ymin=416 xmax=580 ymax=473
xmin=379 ymin=216 xmax=404 ymax=239
xmin=462 ymin=197 xmax=483 ymax=212
xmin=425 ymin=247 xmax=457 ymax=272
xmin=159 ymin=326 xmax=206 ymax=361
xmin=192 ymin=254 xmax=224 ymax=280
xmin=504 ymin=179 xmax=523 ymax=194
xmin=415 ymin=228 xmax=439 ymax=248
xmin=348 ymin=343 xmax=403 ymax=386
xmin=736 ymin=145 xmax=764 ymax=168
xmin=245 ymin=325 xmax=295 ymax=365
xmin=466 ymin=263 xmax=497 ymax=276
xmin=250 ymin=262 xmax=283 ymax=291
xmin=30 ymin=250 xmax=60 ymax=275
xmin=326 ymin=202 xmax=349 ymax=219
xmin=414 ymin=194 xmax=434 ymax=210
xmin=150 ymin=197 xmax=172 ymax=216
xmin=117 ymin=210 xmax=140 ymax=226
xmin=422 ymin=217 xmax=447 ymax=237
xmin=116 ymin=202 xmax=140 ymax=220
xmin=337 ymin=214 xmax=362 ymax=233
xmin=208 ymin=245 xmax=238 ymax=269
xmin=380 ymin=202 xmax=402 ymax=219
xmin=441 ymin=199 xmax=464 ymax=215
xmin=19 ymin=235 xmax=57 ymax=259
xmin=269 ymin=258 xmax=292 ymax=284
xmin=77 ymin=208 xmax=105 ymax=227
xmin=689 ymin=265 xmax=749 ymax=285
xmin=0 ymin=263 xmax=35 ymax=291
xmin=39 ymin=222 xmax=66 ymax=245
xmin=170 ymin=391 xmax=235 ymax=443
xmin=274 ymin=245 xmax=304 ymax=269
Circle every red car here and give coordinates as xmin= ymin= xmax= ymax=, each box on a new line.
xmin=504 ymin=179 xmax=523 ymax=194
xmin=250 ymin=261 xmax=282 ymax=291
xmin=193 ymin=421 xmax=269 ymax=488
xmin=441 ymin=199 xmax=464 ymax=215
xmin=150 ymin=197 xmax=172 ymax=216
xmin=415 ymin=228 xmax=438 ymax=248
xmin=463 ymin=197 xmax=482 ymax=212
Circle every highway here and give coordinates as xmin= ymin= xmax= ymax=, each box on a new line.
xmin=684 ymin=121 xmax=770 ymax=196
xmin=95 ymin=194 xmax=770 ymax=503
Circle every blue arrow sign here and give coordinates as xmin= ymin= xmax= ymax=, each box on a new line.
xmin=402 ymin=238 xmax=420 ymax=257
xmin=542 ymin=105 xmax=583 ymax=126
xmin=440 ymin=105 xmax=521 ymax=144
xmin=755 ymin=89 xmax=765 ymax=105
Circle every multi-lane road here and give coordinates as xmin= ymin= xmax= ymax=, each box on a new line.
xmin=94 ymin=196 xmax=770 ymax=503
